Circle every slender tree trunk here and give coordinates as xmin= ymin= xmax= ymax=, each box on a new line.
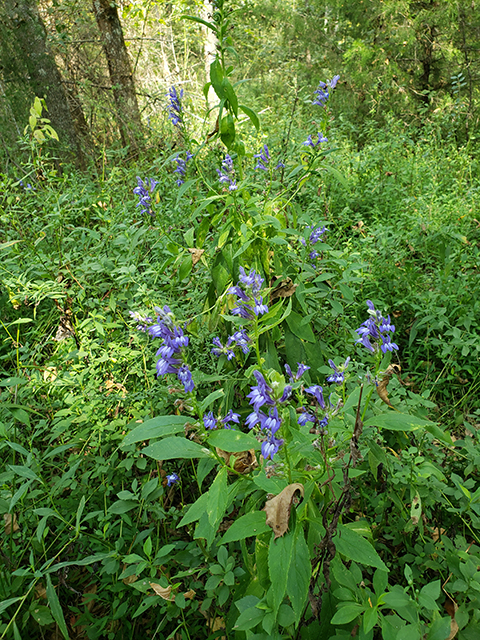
xmin=5 ymin=0 xmax=85 ymax=168
xmin=92 ymin=0 xmax=143 ymax=151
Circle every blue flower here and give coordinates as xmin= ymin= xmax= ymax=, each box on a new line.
xmin=177 ymin=363 xmax=194 ymax=393
xmin=134 ymin=177 xmax=158 ymax=214
xmin=305 ymin=385 xmax=326 ymax=409
xmin=326 ymin=357 xmax=350 ymax=384
xmin=203 ymin=411 xmax=217 ymax=430
xmin=254 ymin=145 xmax=270 ymax=170
xmin=247 ymin=370 xmax=275 ymax=413
xmin=167 ymin=86 xmax=183 ymax=126
xmin=355 ymin=301 xmax=398 ymax=354
xmin=329 ymin=75 xmax=341 ymax=89
xmin=298 ymin=410 xmax=316 ymax=426
xmin=253 ymin=296 xmax=269 ymax=316
xmin=285 ymin=363 xmax=311 ymax=382
xmin=263 ymin=406 xmax=281 ymax=435
xmin=231 ymin=329 xmax=251 ymax=355
xmin=261 ymin=435 xmax=284 ymax=461
xmin=222 ymin=410 xmax=241 ymax=428
xmin=217 ymin=153 xmax=237 ymax=191
xmin=166 ymin=473 xmax=179 ymax=486
xmin=173 ymin=154 xmax=187 ymax=186
xmin=211 ymin=336 xmax=236 ymax=360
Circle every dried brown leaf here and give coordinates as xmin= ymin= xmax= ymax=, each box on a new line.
xmin=376 ymin=364 xmax=401 ymax=407
xmin=215 ymin=448 xmax=258 ymax=474
xmin=208 ymin=616 xmax=226 ymax=640
xmin=270 ymin=277 xmax=298 ymax=302
xmin=184 ymin=589 xmax=196 ymax=600
xmin=34 ymin=583 xmax=47 ymax=599
xmin=4 ymin=513 xmax=19 ymax=534
xmin=263 ymin=483 xmax=305 ymax=539
xmin=188 ymin=248 xmax=205 ymax=266
xmin=150 ymin=582 xmax=175 ymax=601
xmin=122 ymin=574 xmax=138 ymax=585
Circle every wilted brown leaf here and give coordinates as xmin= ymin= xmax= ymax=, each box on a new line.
xmin=376 ymin=364 xmax=401 ymax=407
xmin=270 ymin=277 xmax=298 ymax=302
xmin=216 ymin=448 xmax=258 ymax=474
xmin=188 ymin=248 xmax=205 ymax=266
xmin=184 ymin=589 xmax=196 ymax=600
xmin=82 ymin=584 xmax=97 ymax=613
xmin=150 ymin=582 xmax=175 ymax=601
xmin=122 ymin=574 xmax=138 ymax=585
xmin=4 ymin=513 xmax=19 ymax=534
xmin=208 ymin=616 xmax=226 ymax=640
xmin=34 ymin=583 xmax=47 ymax=599
xmin=264 ymin=483 xmax=305 ymax=539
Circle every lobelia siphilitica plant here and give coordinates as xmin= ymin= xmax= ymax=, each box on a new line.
xmin=124 ymin=267 xmax=453 ymax=637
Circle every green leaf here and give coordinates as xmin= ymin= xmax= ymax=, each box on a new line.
xmin=322 ymin=164 xmax=349 ymax=189
xmin=239 ymin=104 xmax=260 ymax=130
xmin=380 ymin=586 xmax=412 ymax=609
xmin=8 ymin=465 xmax=40 ymax=481
xmin=221 ymin=511 xmax=271 ymax=544
xmin=0 ymin=597 xmax=22 ymax=615
xmin=426 ymin=616 xmax=453 ymax=640
xmin=178 ymin=493 xmax=210 ymax=528
xmin=363 ymin=413 xmax=452 ymax=444
xmin=220 ymin=114 xmax=236 ymax=148
xmin=287 ymin=525 xmax=311 ymax=624
xmin=331 ymin=603 xmax=365 ymax=625
xmin=222 ymin=78 xmax=238 ymax=116
xmin=206 ymin=466 xmax=228 ymax=526
xmin=108 ymin=500 xmax=138 ymax=514
xmin=285 ymin=311 xmax=316 ymax=343
xmin=363 ymin=605 xmax=378 ymax=633
xmin=207 ymin=429 xmax=259 ymax=453
xmin=46 ymin=574 xmax=69 ymax=639
xmin=75 ymin=495 xmax=86 ymax=533
xmin=200 ymin=389 xmax=225 ymax=413
xmin=142 ymin=436 xmax=211 ymax=461
xmin=269 ymin=528 xmax=294 ymax=610
xmin=336 ymin=524 xmax=388 ymax=571
xmin=122 ymin=416 xmax=187 ymax=446
xmin=210 ymin=59 xmax=225 ymax=99
xmin=234 ymin=605 xmax=265 ymax=631
xmin=180 ymin=14 xmax=218 ymax=35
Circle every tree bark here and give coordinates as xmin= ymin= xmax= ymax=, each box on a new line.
xmin=92 ymin=0 xmax=143 ymax=152
xmin=5 ymin=0 xmax=86 ymax=168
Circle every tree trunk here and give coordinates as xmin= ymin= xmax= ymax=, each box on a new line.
xmin=5 ymin=0 xmax=86 ymax=168
xmin=92 ymin=0 xmax=143 ymax=152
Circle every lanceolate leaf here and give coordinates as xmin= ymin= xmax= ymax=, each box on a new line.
xmin=286 ymin=524 xmax=311 ymax=624
xmin=221 ymin=511 xmax=271 ymax=544
xmin=207 ymin=429 xmax=259 ymax=452
xmin=46 ymin=574 xmax=69 ymax=640
xmin=142 ymin=436 xmax=211 ymax=461
xmin=122 ymin=416 xmax=187 ymax=446
xmin=363 ymin=413 xmax=452 ymax=444
xmin=336 ymin=524 xmax=388 ymax=571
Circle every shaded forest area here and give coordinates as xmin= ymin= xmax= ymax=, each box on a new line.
xmin=1 ymin=0 xmax=480 ymax=168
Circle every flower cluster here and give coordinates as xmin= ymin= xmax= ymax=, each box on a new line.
xmin=298 ymin=385 xmax=329 ymax=436
xmin=203 ymin=409 xmax=240 ymax=430
xmin=229 ymin=267 xmax=269 ymax=319
xmin=167 ymin=86 xmax=183 ymax=126
xmin=300 ymin=224 xmax=327 ymax=264
xmin=254 ymin=145 xmax=270 ymax=171
xmin=133 ymin=177 xmax=158 ymax=215
xmin=173 ymin=151 xmax=193 ymax=187
xmin=313 ymin=74 xmax=340 ymax=107
xmin=355 ymin=300 xmax=399 ymax=354
xmin=326 ymin=357 xmax=350 ymax=384
xmin=303 ymin=133 xmax=328 ymax=148
xmin=145 ymin=305 xmax=194 ymax=392
xmin=245 ymin=371 xmax=291 ymax=460
xmin=217 ymin=154 xmax=237 ymax=191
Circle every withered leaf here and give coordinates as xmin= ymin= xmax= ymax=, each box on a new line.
xmin=216 ymin=448 xmax=258 ymax=474
xmin=263 ymin=483 xmax=305 ymax=539
xmin=150 ymin=582 xmax=175 ymax=601
xmin=4 ymin=513 xmax=19 ymax=534
xmin=188 ymin=248 xmax=205 ymax=266
xmin=270 ymin=277 xmax=298 ymax=302
xmin=376 ymin=364 xmax=401 ymax=407
xmin=184 ymin=589 xmax=196 ymax=600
